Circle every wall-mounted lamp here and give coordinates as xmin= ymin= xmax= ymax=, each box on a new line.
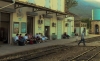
xmin=52 ymin=22 xmax=56 ymax=27
xmin=38 ymin=20 xmax=43 ymax=24
xmin=65 ymin=23 xmax=68 ymax=27
xmin=67 ymin=19 xmax=72 ymax=22
xmin=65 ymin=15 xmax=70 ymax=18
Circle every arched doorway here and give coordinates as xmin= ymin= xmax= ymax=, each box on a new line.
xmin=95 ymin=24 xmax=99 ymax=34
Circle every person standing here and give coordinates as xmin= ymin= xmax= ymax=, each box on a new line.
xmin=78 ymin=31 xmax=85 ymax=46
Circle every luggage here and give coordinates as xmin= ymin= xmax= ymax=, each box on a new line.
xmin=18 ymin=41 xmax=24 ymax=46
xmin=29 ymin=40 xmax=33 ymax=44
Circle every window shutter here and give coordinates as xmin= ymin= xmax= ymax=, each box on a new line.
xmin=45 ymin=0 xmax=50 ymax=8
xmin=28 ymin=0 xmax=35 ymax=4
xmin=57 ymin=0 xmax=61 ymax=11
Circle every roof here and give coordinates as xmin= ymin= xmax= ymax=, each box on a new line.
xmin=2 ymin=0 xmax=67 ymax=15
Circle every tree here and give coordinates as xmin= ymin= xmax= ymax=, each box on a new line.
xmin=65 ymin=0 xmax=78 ymax=12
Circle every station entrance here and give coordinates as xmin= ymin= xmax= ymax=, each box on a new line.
xmin=0 ymin=12 xmax=10 ymax=44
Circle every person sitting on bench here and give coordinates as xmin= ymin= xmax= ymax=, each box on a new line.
xmin=63 ymin=32 xmax=70 ymax=39
xmin=18 ymin=34 xmax=26 ymax=46
xmin=14 ymin=34 xmax=19 ymax=45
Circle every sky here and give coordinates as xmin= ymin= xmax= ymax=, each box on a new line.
xmin=69 ymin=0 xmax=100 ymax=18
xmin=83 ymin=0 xmax=100 ymax=7
xmin=84 ymin=0 xmax=100 ymax=2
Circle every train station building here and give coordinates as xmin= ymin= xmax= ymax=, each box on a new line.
xmin=0 ymin=0 xmax=75 ymax=44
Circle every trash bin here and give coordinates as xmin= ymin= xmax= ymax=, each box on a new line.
xmin=52 ymin=33 xmax=57 ymax=40
xmin=72 ymin=32 xmax=75 ymax=37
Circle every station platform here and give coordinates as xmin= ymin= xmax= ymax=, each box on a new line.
xmin=0 ymin=34 xmax=99 ymax=57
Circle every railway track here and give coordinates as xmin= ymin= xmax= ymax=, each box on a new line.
xmin=8 ymin=46 xmax=72 ymax=61
xmin=7 ymin=46 xmax=95 ymax=61
xmin=1 ymin=45 xmax=75 ymax=61
xmin=69 ymin=46 xmax=100 ymax=61
xmin=0 ymin=45 xmax=66 ymax=61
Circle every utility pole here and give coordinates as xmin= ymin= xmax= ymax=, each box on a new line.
xmin=0 ymin=0 xmax=15 ymax=10
xmin=89 ymin=18 xmax=91 ymax=33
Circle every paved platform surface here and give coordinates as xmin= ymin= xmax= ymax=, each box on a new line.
xmin=0 ymin=34 xmax=100 ymax=56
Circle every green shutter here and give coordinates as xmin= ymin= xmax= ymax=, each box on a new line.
xmin=57 ymin=0 xmax=61 ymax=11
xmin=28 ymin=0 xmax=35 ymax=4
xmin=45 ymin=0 xmax=50 ymax=8
xmin=44 ymin=19 xmax=50 ymax=26
xmin=57 ymin=20 xmax=62 ymax=39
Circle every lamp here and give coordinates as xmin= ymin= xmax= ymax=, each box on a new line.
xmin=67 ymin=19 xmax=72 ymax=22
xmin=52 ymin=22 xmax=56 ymax=27
xmin=38 ymin=20 xmax=41 ymax=24
xmin=38 ymin=20 xmax=43 ymax=24
xmin=65 ymin=23 xmax=68 ymax=27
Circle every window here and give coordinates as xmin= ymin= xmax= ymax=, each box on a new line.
xmin=45 ymin=0 xmax=50 ymax=8
xmin=13 ymin=22 xmax=19 ymax=34
xmin=21 ymin=22 xmax=27 ymax=33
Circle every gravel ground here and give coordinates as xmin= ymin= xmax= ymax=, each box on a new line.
xmin=91 ymin=53 xmax=100 ymax=61
xmin=28 ymin=46 xmax=94 ymax=61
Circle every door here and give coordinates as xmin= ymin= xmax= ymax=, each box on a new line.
xmin=44 ymin=18 xmax=50 ymax=39
xmin=95 ymin=24 xmax=99 ymax=34
xmin=67 ymin=22 xmax=71 ymax=36
xmin=57 ymin=20 xmax=62 ymax=39
xmin=27 ymin=16 xmax=33 ymax=34
xmin=0 ymin=12 xmax=10 ymax=44
xmin=44 ymin=26 xmax=50 ymax=39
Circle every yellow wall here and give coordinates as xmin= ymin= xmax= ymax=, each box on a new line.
xmin=12 ymin=7 xmax=32 ymax=37
xmin=34 ymin=11 xmax=45 ymax=35
xmin=18 ymin=0 xmax=65 ymax=12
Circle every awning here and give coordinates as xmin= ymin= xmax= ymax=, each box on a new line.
xmin=0 ymin=7 xmax=15 ymax=13
xmin=43 ymin=14 xmax=53 ymax=18
xmin=57 ymin=17 xmax=63 ymax=20
xmin=26 ymin=12 xmax=38 ymax=16
xmin=1 ymin=0 xmax=67 ymax=15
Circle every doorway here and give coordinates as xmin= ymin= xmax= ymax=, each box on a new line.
xmin=83 ymin=28 xmax=86 ymax=36
xmin=74 ymin=28 xmax=76 ymax=33
xmin=95 ymin=24 xmax=99 ymax=34
xmin=44 ymin=26 xmax=50 ymax=39
xmin=67 ymin=22 xmax=71 ymax=36
xmin=27 ymin=16 xmax=34 ymax=34
xmin=0 ymin=12 xmax=10 ymax=44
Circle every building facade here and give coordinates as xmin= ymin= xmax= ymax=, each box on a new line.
xmin=74 ymin=21 xmax=87 ymax=36
xmin=91 ymin=9 xmax=100 ymax=34
xmin=0 ymin=0 xmax=69 ymax=44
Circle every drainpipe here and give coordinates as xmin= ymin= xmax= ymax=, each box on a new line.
xmin=0 ymin=0 xmax=15 ymax=10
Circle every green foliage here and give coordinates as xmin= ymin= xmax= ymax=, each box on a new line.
xmin=65 ymin=0 xmax=78 ymax=9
